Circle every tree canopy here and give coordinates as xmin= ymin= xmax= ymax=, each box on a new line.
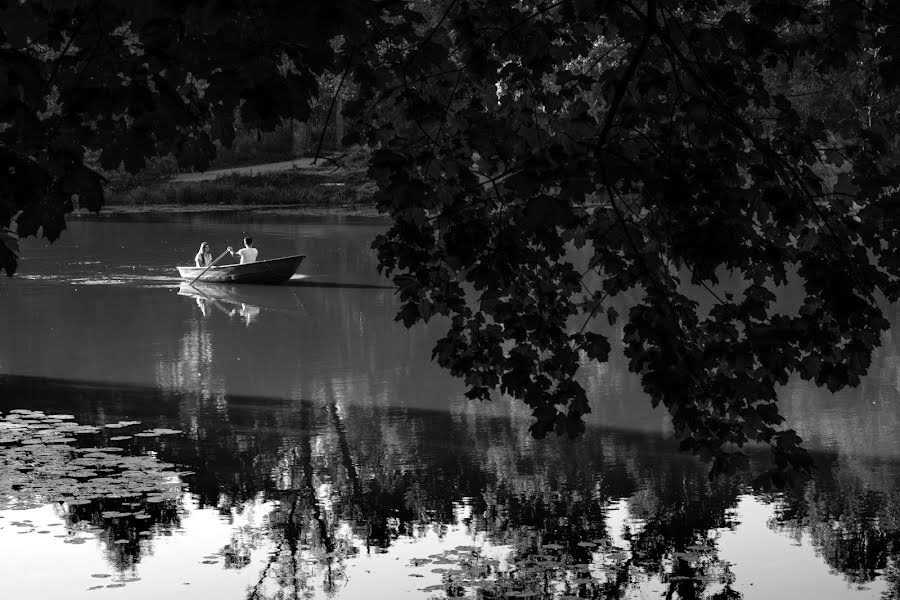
xmin=0 ymin=0 xmax=367 ymax=267
xmin=5 ymin=0 xmax=900 ymax=480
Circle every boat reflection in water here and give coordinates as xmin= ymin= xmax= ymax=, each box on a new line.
xmin=178 ymin=282 xmax=307 ymax=325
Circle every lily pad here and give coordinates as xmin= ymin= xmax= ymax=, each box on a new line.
xmin=542 ymin=543 xmax=564 ymax=550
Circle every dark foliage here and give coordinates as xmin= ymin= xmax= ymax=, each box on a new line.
xmin=0 ymin=0 xmax=369 ymax=272
xmin=5 ymin=1 xmax=900 ymax=477
xmin=344 ymin=0 xmax=900 ymax=478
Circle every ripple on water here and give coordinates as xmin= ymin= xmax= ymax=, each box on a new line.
xmin=18 ymin=272 xmax=182 ymax=288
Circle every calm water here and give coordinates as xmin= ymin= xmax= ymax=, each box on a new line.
xmin=1 ymin=217 xmax=898 ymax=600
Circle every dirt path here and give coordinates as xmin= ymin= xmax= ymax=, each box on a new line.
xmin=170 ymin=157 xmax=338 ymax=183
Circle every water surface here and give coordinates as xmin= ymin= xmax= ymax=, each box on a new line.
xmin=1 ymin=217 xmax=898 ymax=599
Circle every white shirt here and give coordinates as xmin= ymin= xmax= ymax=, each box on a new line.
xmin=236 ymin=247 xmax=258 ymax=264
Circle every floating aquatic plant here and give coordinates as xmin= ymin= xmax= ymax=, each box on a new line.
xmin=1 ymin=410 xmax=187 ymax=510
xmin=405 ymin=536 xmax=735 ymax=600
xmin=0 ymin=409 xmax=190 ymax=589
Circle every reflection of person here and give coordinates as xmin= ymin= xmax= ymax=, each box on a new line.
xmin=227 ymin=237 xmax=258 ymax=264
xmin=194 ymin=242 xmax=212 ymax=267
xmin=195 ymin=297 xmax=210 ymax=317
xmin=227 ymin=303 xmax=260 ymax=325
xmin=239 ymin=303 xmax=260 ymax=325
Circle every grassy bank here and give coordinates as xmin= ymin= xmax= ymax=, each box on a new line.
xmin=105 ymin=166 xmax=375 ymax=209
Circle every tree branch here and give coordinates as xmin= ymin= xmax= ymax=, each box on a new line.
xmin=596 ymin=0 xmax=657 ymax=149
xmin=313 ymin=45 xmax=356 ymax=164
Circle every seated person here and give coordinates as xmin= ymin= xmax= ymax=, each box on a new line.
xmin=227 ymin=237 xmax=258 ymax=264
xmin=194 ymin=242 xmax=212 ymax=267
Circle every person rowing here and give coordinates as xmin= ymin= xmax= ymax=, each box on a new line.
xmin=194 ymin=242 xmax=213 ymax=267
xmin=227 ymin=237 xmax=258 ymax=264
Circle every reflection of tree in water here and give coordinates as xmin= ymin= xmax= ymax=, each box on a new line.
xmin=246 ymin=399 xmax=354 ymax=599
xmin=132 ymin=388 xmax=898 ymax=599
xmin=155 ymin=316 xmax=225 ymax=404
xmin=623 ymin=472 xmax=742 ymax=600
xmin=176 ymin=393 xmax=751 ymax=599
xmin=453 ymin=450 xmax=744 ymax=600
xmin=6 ymin=377 xmax=898 ymax=597
xmin=881 ymin=557 xmax=900 ymax=600
xmin=769 ymin=457 xmax=900 ymax=588
xmin=63 ymin=496 xmax=183 ymax=571
xmin=180 ymin=400 xmax=898 ymax=599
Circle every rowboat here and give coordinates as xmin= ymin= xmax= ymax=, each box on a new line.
xmin=176 ymin=254 xmax=306 ymax=284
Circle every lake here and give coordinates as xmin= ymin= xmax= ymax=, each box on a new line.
xmin=1 ymin=216 xmax=898 ymax=600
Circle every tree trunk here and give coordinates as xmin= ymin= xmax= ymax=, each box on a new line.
xmin=334 ymin=95 xmax=344 ymax=147
xmin=292 ymin=120 xmax=311 ymax=156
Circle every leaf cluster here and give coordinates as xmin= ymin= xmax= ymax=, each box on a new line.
xmin=345 ymin=0 xmax=900 ymax=478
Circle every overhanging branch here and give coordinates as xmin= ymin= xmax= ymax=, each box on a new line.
xmin=596 ymin=0 xmax=657 ymax=149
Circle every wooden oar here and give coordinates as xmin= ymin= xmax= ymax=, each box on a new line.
xmin=189 ymin=249 xmax=230 ymax=286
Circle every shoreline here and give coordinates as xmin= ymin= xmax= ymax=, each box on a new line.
xmin=70 ymin=203 xmax=389 ymax=222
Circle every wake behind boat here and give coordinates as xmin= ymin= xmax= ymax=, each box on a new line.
xmin=177 ymin=254 xmax=306 ymax=284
